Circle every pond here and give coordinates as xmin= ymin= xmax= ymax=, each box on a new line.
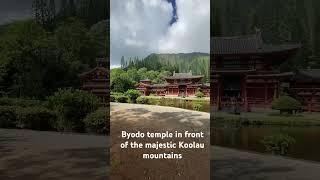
xmin=211 ymin=123 xmax=320 ymax=162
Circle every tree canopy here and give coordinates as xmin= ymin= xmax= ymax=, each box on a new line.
xmin=212 ymin=0 xmax=320 ymax=69
xmin=0 ymin=0 xmax=109 ymax=98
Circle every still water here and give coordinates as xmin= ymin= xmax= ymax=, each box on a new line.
xmin=212 ymin=124 xmax=320 ymax=162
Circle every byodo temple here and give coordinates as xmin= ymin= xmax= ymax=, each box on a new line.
xmin=137 ymin=72 xmax=210 ymax=97
xmin=211 ymin=32 xmax=320 ymax=112
xmin=79 ymin=58 xmax=109 ymax=103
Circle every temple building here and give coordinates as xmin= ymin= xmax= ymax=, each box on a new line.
xmin=79 ymin=58 xmax=109 ymax=103
xmin=289 ymin=69 xmax=320 ymax=112
xmin=211 ymin=32 xmax=303 ymax=111
xmin=137 ymin=72 xmax=210 ymax=97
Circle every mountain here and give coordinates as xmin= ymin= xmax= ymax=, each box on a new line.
xmin=124 ymin=52 xmax=210 ymax=82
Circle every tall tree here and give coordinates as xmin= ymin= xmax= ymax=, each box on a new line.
xmin=32 ymin=0 xmax=55 ymax=30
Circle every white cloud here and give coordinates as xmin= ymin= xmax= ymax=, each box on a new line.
xmin=110 ymin=0 xmax=210 ymax=66
xmin=110 ymin=64 xmax=121 ymax=69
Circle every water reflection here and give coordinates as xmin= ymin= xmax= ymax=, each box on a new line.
xmin=211 ymin=122 xmax=320 ymax=162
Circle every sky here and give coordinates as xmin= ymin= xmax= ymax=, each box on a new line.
xmin=0 ymin=0 xmax=33 ymax=25
xmin=110 ymin=0 xmax=210 ymax=68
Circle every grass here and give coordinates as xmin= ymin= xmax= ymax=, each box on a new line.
xmin=212 ymin=111 xmax=320 ymax=126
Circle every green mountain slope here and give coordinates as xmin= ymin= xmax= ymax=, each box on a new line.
xmin=124 ymin=52 xmax=210 ymax=82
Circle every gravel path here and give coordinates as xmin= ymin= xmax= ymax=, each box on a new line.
xmin=111 ymin=102 xmax=210 ymax=129
xmin=110 ymin=103 xmax=210 ymax=180
xmin=0 ymin=129 xmax=108 ymax=180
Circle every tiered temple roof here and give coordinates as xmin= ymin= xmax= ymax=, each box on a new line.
xmin=211 ymin=34 xmax=300 ymax=56
xmin=292 ymin=69 xmax=320 ymax=83
xmin=79 ymin=58 xmax=109 ymax=100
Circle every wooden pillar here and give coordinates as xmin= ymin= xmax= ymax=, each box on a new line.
xmin=264 ymin=81 xmax=267 ymax=105
xmin=244 ymin=77 xmax=248 ymax=112
xmin=310 ymin=92 xmax=315 ymax=112
xmin=217 ymin=79 xmax=221 ymax=110
xmin=273 ymin=83 xmax=278 ymax=99
xmin=186 ymin=87 xmax=188 ymax=97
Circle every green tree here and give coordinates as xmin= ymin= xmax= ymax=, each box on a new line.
xmin=55 ymin=18 xmax=95 ymax=67
xmin=125 ymin=89 xmax=141 ymax=103
xmin=48 ymin=88 xmax=99 ymax=132
xmin=0 ymin=20 xmax=48 ymax=97
xmin=88 ymin=20 xmax=109 ymax=58
xmin=110 ymin=68 xmax=134 ymax=93
xmin=32 ymin=0 xmax=55 ymax=30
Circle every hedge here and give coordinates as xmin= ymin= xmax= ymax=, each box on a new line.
xmin=115 ymin=95 xmax=128 ymax=103
xmin=0 ymin=105 xmax=57 ymax=130
xmin=136 ymin=96 xmax=149 ymax=104
xmin=84 ymin=108 xmax=109 ymax=135
xmin=192 ymin=103 xmax=203 ymax=111
xmin=110 ymin=95 xmax=116 ymax=102
xmin=125 ymin=89 xmax=141 ymax=103
xmin=0 ymin=97 xmax=44 ymax=107
xmin=16 ymin=106 xmax=58 ymax=131
xmin=272 ymin=96 xmax=302 ymax=114
xmin=48 ymin=88 xmax=100 ymax=132
xmin=0 ymin=106 xmax=17 ymax=128
xmin=136 ymin=96 xmax=208 ymax=105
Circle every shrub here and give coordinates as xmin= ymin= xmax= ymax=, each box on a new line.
xmin=195 ymin=91 xmax=205 ymax=98
xmin=0 ymin=97 xmax=44 ymax=107
xmin=110 ymin=95 xmax=116 ymax=102
xmin=115 ymin=95 xmax=128 ymax=103
xmin=0 ymin=106 xmax=17 ymax=128
xmin=110 ymin=92 xmax=124 ymax=103
xmin=192 ymin=103 xmax=203 ymax=111
xmin=272 ymin=96 xmax=302 ymax=114
xmin=48 ymin=88 xmax=100 ymax=132
xmin=111 ymin=92 xmax=124 ymax=96
xmin=147 ymin=97 xmax=161 ymax=105
xmin=16 ymin=106 xmax=57 ymax=131
xmin=125 ymin=89 xmax=141 ymax=103
xmin=261 ymin=134 xmax=296 ymax=155
xmin=84 ymin=108 xmax=109 ymax=135
xmin=136 ymin=96 xmax=149 ymax=104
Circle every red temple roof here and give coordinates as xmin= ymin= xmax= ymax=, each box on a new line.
xmin=211 ymin=34 xmax=300 ymax=55
xmin=293 ymin=69 xmax=320 ymax=83
xmin=246 ymin=72 xmax=294 ymax=79
xmin=79 ymin=67 xmax=108 ymax=78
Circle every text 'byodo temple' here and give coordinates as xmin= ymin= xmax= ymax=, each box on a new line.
xmin=211 ymin=31 xmax=320 ymax=112
xmin=137 ymin=72 xmax=210 ymax=97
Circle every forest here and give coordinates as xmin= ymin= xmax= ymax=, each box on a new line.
xmin=110 ymin=53 xmax=210 ymax=93
xmin=0 ymin=0 xmax=109 ymax=134
xmin=211 ymin=0 xmax=320 ymax=70
xmin=0 ymin=0 xmax=109 ymax=98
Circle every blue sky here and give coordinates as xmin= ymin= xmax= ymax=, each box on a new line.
xmin=167 ymin=0 xmax=178 ymax=25
xmin=110 ymin=0 xmax=210 ymax=68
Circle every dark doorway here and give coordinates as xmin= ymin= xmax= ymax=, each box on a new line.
xmin=178 ymin=85 xmax=186 ymax=96
xmin=222 ymin=76 xmax=241 ymax=99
